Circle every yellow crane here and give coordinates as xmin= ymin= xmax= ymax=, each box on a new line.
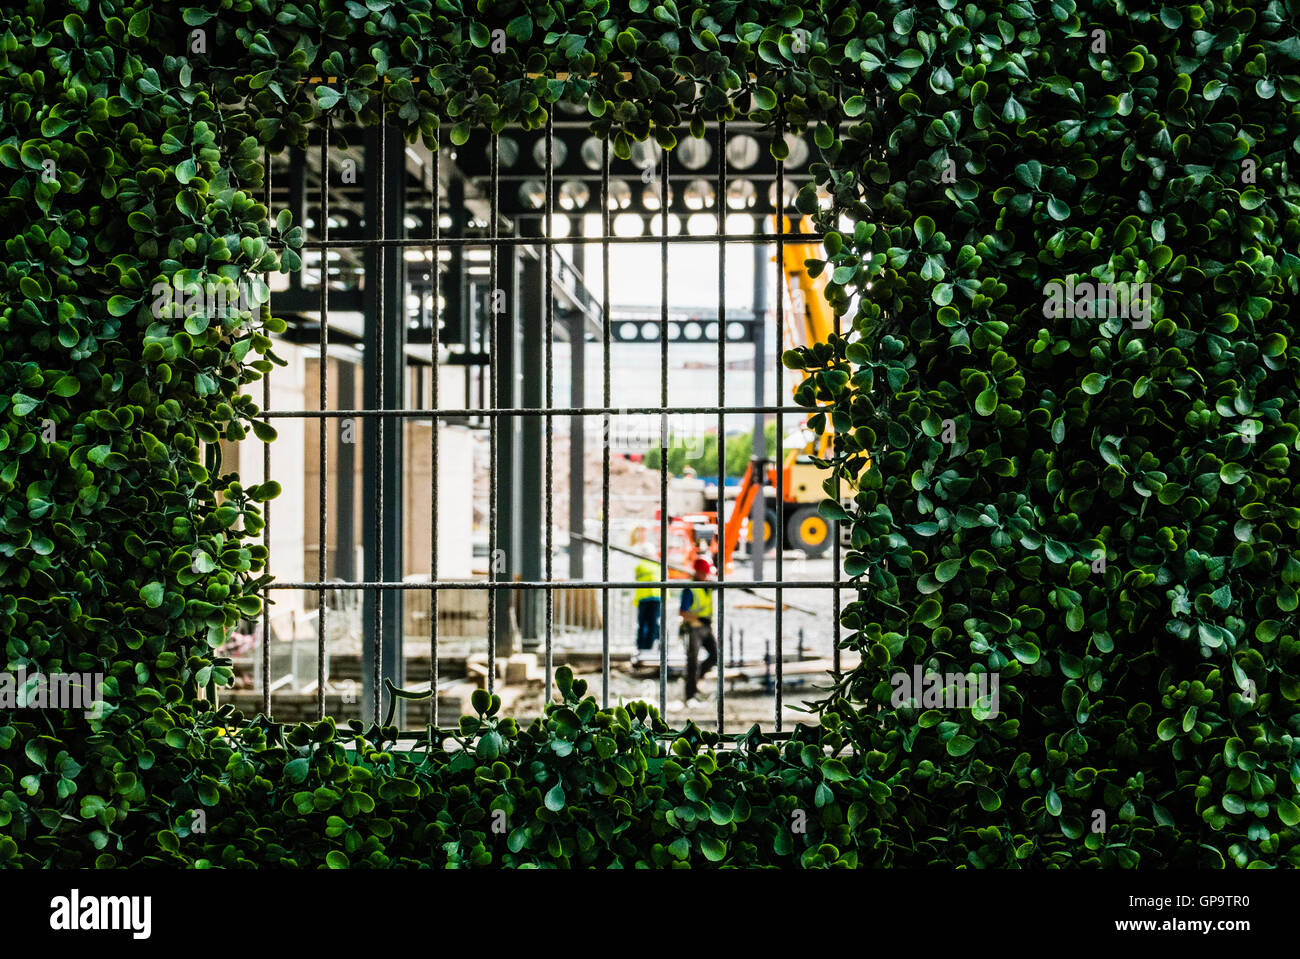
xmin=774 ymin=213 xmax=838 ymax=552
xmin=718 ymin=214 xmax=836 ymax=563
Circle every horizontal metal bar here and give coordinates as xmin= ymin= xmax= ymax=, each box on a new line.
xmin=387 ymin=727 xmax=799 ymax=745
xmin=267 ymin=580 xmax=847 ymax=590
xmin=261 ymin=405 xmax=818 ymax=418
xmin=271 ymin=232 xmax=823 ymax=249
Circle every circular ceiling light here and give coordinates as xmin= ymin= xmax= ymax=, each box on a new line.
xmin=518 ymin=179 xmax=545 ymax=209
xmin=683 ymin=179 xmax=716 ymax=210
xmin=768 ymin=181 xmax=796 ymax=210
xmin=677 ymin=137 xmax=712 ymax=170
xmin=613 ymin=212 xmax=643 ymax=236
xmin=580 ymin=136 xmax=605 ymax=171
xmin=726 ymin=179 xmax=757 ymax=210
xmin=642 ymin=183 xmax=674 ymax=211
xmin=630 ymin=139 xmax=663 ymax=173
xmin=725 ymin=134 xmax=761 ymax=170
xmin=559 ymin=181 xmax=591 ymax=211
xmin=489 ymin=136 xmax=520 ymax=168
xmin=782 ymin=134 xmax=809 ymax=168
xmin=608 ymin=178 xmax=632 ymax=209
xmin=686 ymin=212 xmax=718 ymax=235
xmin=532 ymin=136 xmax=568 ymax=169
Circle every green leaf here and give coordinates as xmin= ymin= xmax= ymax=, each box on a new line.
xmin=140 ymin=583 xmax=165 ymax=608
xmin=1219 ymin=463 xmax=1247 ymax=485
xmin=544 ymin=782 xmax=565 ymax=812
xmin=107 ymin=295 xmax=137 ymax=317
xmin=946 ymin=735 xmax=975 ymax=757
xmin=934 ymin=558 xmax=962 ymax=583
xmin=1044 ymin=540 xmax=1070 ymax=564
xmin=1277 ymin=798 xmax=1300 ymax=827
xmin=699 ymin=836 xmax=727 ymax=862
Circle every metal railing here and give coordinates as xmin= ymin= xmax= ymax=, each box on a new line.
xmin=250 ymin=103 xmax=846 ymax=738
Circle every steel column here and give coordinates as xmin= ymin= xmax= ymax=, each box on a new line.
xmin=567 ymin=308 xmax=586 ymax=580
xmin=360 ymin=121 xmax=407 ymax=725
xmin=493 ymin=248 xmax=522 ymax=657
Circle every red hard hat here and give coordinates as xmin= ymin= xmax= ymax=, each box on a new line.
xmin=693 ymin=558 xmax=712 ymax=576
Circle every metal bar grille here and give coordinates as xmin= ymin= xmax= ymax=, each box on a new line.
xmin=251 ymin=109 xmax=848 ymax=736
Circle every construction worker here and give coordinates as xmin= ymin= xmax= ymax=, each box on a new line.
xmin=679 ymin=557 xmax=718 ymax=703
xmin=634 ymin=551 xmax=663 ymax=655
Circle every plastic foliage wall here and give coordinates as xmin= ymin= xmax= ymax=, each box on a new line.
xmin=0 ymin=0 xmax=1297 ymax=868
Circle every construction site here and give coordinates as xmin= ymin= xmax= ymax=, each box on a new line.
xmin=217 ymin=112 xmax=855 ymax=733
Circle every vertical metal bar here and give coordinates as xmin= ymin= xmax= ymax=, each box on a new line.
xmin=487 ymin=134 xmax=499 ymax=694
xmin=262 ymin=147 xmax=272 ymax=719
xmin=372 ymin=114 xmax=386 ymax=727
xmin=658 ymin=148 xmax=669 ymax=719
xmin=774 ymin=145 xmax=785 ymax=732
xmin=600 ymin=138 xmax=611 ymax=708
xmin=715 ymin=120 xmax=727 ymax=734
xmin=750 ymin=246 xmax=766 ymax=588
xmin=447 ymin=177 xmax=466 ymax=349
xmin=499 ymin=249 xmax=523 ymax=652
xmin=544 ymin=113 xmax=555 ymax=702
xmin=318 ymin=123 xmax=329 ymax=720
xmin=830 ymin=85 xmax=843 ymax=681
xmin=567 ymin=305 xmax=585 ymax=581
xmin=431 ymin=132 xmax=441 ymax=724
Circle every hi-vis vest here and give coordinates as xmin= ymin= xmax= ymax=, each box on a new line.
xmin=634 ymin=561 xmax=661 ymax=603
xmin=684 ymin=585 xmax=713 ymax=620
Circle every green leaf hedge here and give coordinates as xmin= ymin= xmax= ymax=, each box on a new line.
xmin=1 ymin=0 xmax=1297 ymax=867
xmin=790 ymin=3 xmax=1300 ymax=866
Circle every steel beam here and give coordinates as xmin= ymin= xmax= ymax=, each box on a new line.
xmin=518 ymin=240 xmax=545 ymax=646
xmin=493 ymin=247 xmax=521 ymax=657
xmin=361 ymin=122 xmax=407 ymax=725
